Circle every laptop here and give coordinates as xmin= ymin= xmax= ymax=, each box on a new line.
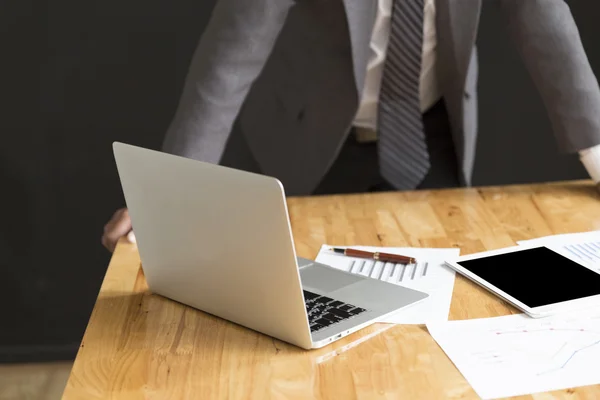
xmin=112 ymin=142 xmax=428 ymax=349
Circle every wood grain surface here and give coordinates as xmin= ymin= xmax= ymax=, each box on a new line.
xmin=63 ymin=180 xmax=600 ymax=399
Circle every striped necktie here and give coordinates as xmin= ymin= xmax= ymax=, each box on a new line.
xmin=377 ymin=0 xmax=429 ymax=190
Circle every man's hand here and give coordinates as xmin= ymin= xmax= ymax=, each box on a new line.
xmin=102 ymin=208 xmax=136 ymax=252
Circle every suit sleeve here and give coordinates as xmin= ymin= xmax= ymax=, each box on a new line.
xmin=161 ymin=0 xmax=294 ymax=163
xmin=498 ymin=0 xmax=600 ymax=152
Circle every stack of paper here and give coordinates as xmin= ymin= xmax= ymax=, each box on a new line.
xmin=315 ymin=245 xmax=460 ymax=324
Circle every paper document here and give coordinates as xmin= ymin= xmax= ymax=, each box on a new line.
xmin=517 ymin=231 xmax=600 ymax=272
xmin=517 ymin=230 xmax=600 ymax=247
xmin=315 ymin=245 xmax=460 ymax=324
xmin=427 ymin=310 xmax=600 ymax=399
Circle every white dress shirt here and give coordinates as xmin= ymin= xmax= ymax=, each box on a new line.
xmin=353 ymin=0 xmax=600 ymax=184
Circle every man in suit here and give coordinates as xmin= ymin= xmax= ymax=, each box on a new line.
xmin=102 ymin=0 xmax=600 ymax=251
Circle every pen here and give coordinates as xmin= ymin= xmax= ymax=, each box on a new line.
xmin=329 ymin=247 xmax=416 ymax=264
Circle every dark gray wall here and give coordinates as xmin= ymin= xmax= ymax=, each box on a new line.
xmin=0 ymin=0 xmax=598 ymax=362
xmin=0 ymin=0 xmax=218 ymax=362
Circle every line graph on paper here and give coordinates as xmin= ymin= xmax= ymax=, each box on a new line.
xmin=470 ymin=324 xmax=600 ymax=377
xmin=427 ymin=312 xmax=600 ymax=398
xmin=462 ymin=314 xmax=600 ymax=381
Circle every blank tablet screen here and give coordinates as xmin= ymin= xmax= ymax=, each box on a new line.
xmin=456 ymin=247 xmax=600 ymax=308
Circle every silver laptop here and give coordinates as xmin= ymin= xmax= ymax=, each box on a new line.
xmin=112 ymin=142 xmax=428 ymax=349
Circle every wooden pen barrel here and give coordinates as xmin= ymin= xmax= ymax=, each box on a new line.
xmin=344 ymin=248 xmax=416 ymax=264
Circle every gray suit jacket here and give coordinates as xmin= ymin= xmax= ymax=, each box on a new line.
xmin=161 ymin=0 xmax=600 ymax=196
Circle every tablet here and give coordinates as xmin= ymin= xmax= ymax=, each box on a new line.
xmin=445 ymin=244 xmax=600 ymax=318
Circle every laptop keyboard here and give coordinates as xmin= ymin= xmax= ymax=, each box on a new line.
xmin=303 ymin=290 xmax=367 ymax=333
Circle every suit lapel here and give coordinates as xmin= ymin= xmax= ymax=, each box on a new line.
xmin=342 ymin=0 xmax=377 ymax=97
xmin=435 ymin=0 xmax=482 ymax=185
xmin=435 ymin=0 xmax=482 ymax=93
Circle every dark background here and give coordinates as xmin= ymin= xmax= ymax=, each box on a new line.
xmin=0 ymin=0 xmax=597 ymax=362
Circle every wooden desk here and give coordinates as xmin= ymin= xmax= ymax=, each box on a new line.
xmin=64 ymin=181 xmax=600 ymax=399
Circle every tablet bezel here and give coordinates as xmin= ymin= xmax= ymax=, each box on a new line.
xmin=445 ymin=243 xmax=600 ymax=318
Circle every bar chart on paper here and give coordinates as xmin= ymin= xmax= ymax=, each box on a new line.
xmin=317 ymin=253 xmax=430 ymax=284
xmin=315 ymin=245 xmax=460 ymax=324
xmin=550 ymin=241 xmax=600 ymax=272
xmin=427 ymin=311 xmax=600 ymax=399
xmin=518 ymin=231 xmax=600 ymax=272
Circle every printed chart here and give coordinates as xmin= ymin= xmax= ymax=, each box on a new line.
xmin=557 ymin=241 xmax=600 ymax=272
xmin=427 ymin=312 xmax=600 ymax=399
xmin=316 ymin=245 xmax=459 ymax=324
xmin=322 ymin=256 xmax=430 ymax=284
xmin=518 ymin=230 xmax=600 ymax=273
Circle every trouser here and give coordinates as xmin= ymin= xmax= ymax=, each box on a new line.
xmin=221 ymin=98 xmax=461 ymax=195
